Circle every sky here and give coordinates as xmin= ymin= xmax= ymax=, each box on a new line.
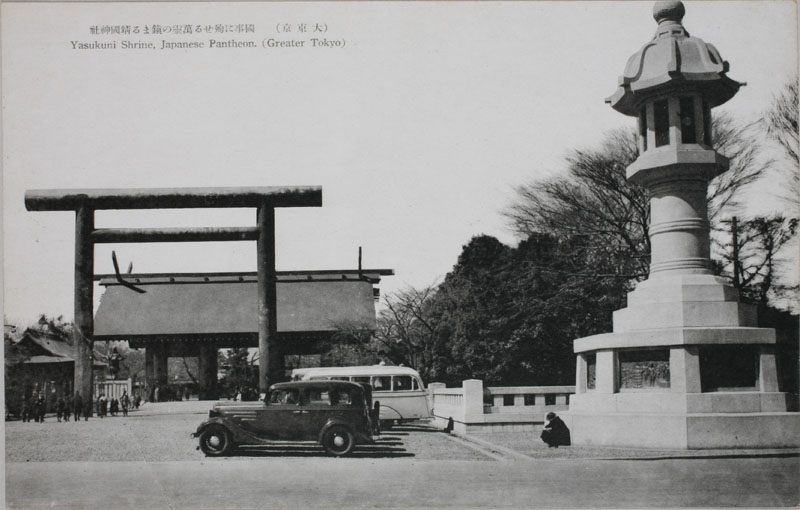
xmin=2 ymin=1 xmax=798 ymax=326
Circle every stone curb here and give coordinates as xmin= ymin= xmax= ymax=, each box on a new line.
xmin=446 ymin=431 xmax=535 ymax=460
xmin=446 ymin=431 xmax=800 ymax=462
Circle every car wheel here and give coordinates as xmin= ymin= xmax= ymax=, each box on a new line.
xmin=199 ymin=425 xmax=234 ymax=456
xmin=323 ymin=425 xmax=355 ymax=456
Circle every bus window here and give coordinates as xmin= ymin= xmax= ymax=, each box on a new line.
xmin=352 ymin=376 xmax=371 ymax=385
xmin=372 ymin=376 xmax=391 ymax=392
xmin=393 ymin=376 xmax=412 ymax=391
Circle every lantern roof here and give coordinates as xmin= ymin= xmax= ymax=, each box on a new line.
xmin=607 ymin=0 xmax=743 ymax=116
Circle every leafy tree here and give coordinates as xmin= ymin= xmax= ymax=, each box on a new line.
xmin=429 ymin=236 xmax=520 ymax=385
xmin=217 ymin=348 xmax=258 ymax=398
xmin=5 ymin=323 xmax=28 ymax=416
xmin=33 ymin=314 xmax=73 ymax=343
xmin=421 ymin=233 xmax=626 ymax=386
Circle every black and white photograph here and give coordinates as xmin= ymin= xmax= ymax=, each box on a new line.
xmin=2 ymin=0 xmax=799 ymax=508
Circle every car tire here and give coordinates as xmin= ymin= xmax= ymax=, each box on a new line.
xmin=322 ymin=425 xmax=355 ymax=456
xmin=199 ymin=425 xmax=234 ymax=457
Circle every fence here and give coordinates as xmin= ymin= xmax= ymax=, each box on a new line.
xmin=94 ymin=379 xmax=132 ymax=400
xmin=428 ymin=379 xmax=574 ymax=434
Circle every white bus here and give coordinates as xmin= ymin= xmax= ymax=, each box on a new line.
xmin=291 ymin=365 xmax=431 ymax=428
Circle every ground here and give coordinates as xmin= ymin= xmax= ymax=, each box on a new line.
xmin=5 ymin=401 xmax=800 ymax=509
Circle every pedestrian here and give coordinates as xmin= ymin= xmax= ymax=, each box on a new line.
xmin=31 ymin=393 xmax=40 ymax=423
xmin=120 ymin=391 xmax=130 ymax=417
xmin=20 ymin=393 xmax=30 ymax=423
xmin=56 ymin=395 xmax=65 ymax=422
xmin=63 ymin=395 xmax=71 ymax=422
xmin=35 ymin=392 xmax=46 ymax=423
xmin=540 ymin=412 xmax=571 ymax=448
xmin=154 ymin=386 xmax=160 ymax=403
xmin=73 ymin=392 xmax=83 ymax=422
xmin=110 ymin=398 xmax=119 ymax=416
xmin=82 ymin=394 xmax=91 ymax=421
xmin=97 ymin=394 xmax=107 ymax=418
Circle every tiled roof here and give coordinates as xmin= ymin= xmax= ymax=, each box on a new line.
xmin=17 ymin=330 xmax=75 ymax=359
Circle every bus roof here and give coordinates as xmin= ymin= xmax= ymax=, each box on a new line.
xmin=292 ymin=365 xmax=423 ymax=379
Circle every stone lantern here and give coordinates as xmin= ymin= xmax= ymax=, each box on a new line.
xmin=567 ymin=0 xmax=799 ymax=449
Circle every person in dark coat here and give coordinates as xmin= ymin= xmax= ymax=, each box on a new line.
xmin=63 ymin=396 xmax=71 ymax=422
xmin=120 ymin=391 xmax=130 ymax=417
xmin=56 ymin=395 xmax=65 ymax=422
xmin=540 ymin=412 xmax=571 ymax=448
xmin=97 ymin=394 xmax=106 ymax=418
xmin=73 ymin=392 xmax=83 ymax=422
xmin=82 ymin=394 xmax=92 ymax=421
xmin=35 ymin=392 xmax=46 ymax=423
xmin=20 ymin=393 xmax=30 ymax=423
xmin=30 ymin=394 xmax=40 ymax=423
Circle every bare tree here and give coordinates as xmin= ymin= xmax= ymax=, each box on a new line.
xmin=372 ymin=286 xmax=444 ymax=381
xmin=764 ymin=80 xmax=799 ymax=207
xmin=709 ymin=114 xmax=772 ymax=221
xmin=504 ymin=113 xmax=770 ymax=282
xmin=505 ymin=128 xmax=650 ymax=282
xmin=719 ymin=216 xmax=799 ymax=308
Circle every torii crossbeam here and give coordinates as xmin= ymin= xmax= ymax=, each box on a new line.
xmin=25 ymin=186 xmax=323 ymax=401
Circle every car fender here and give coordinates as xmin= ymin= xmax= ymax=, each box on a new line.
xmin=194 ymin=417 xmax=264 ymax=445
xmin=194 ymin=417 xmax=227 ymax=436
xmin=318 ymin=418 xmax=357 ymax=444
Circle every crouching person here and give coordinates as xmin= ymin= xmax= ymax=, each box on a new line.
xmin=540 ymin=412 xmax=570 ymax=448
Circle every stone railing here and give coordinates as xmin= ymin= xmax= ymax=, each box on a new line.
xmin=428 ymin=379 xmax=574 ymax=434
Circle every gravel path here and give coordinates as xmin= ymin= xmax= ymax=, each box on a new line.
xmin=10 ymin=405 xmax=795 ymax=464
xmin=5 ymin=408 xmax=491 ymax=463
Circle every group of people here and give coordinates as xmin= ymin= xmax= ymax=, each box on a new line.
xmin=94 ymin=392 xmax=131 ymax=418
xmin=19 ymin=391 xmax=48 ymax=423
xmin=19 ymin=390 xmax=140 ymax=422
xmin=230 ymin=386 xmax=260 ymax=402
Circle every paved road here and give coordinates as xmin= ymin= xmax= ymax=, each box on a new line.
xmin=7 ymin=455 xmax=799 ymax=509
xmin=6 ymin=402 xmax=799 ymax=508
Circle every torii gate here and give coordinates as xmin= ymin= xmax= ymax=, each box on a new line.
xmin=25 ymin=186 xmax=322 ymax=401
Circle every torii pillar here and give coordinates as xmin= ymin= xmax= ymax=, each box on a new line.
xmin=25 ymin=186 xmax=322 ymax=401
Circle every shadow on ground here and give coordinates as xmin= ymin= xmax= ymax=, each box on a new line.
xmin=223 ymin=436 xmax=415 ymax=458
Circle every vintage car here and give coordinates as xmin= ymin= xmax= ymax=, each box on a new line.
xmin=192 ymin=380 xmax=378 ymax=457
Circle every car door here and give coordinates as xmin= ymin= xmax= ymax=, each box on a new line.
xmin=256 ymin=387 xmax=304 ymax=440
xmin=298 ymin=386 xmax=337 ymax=440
